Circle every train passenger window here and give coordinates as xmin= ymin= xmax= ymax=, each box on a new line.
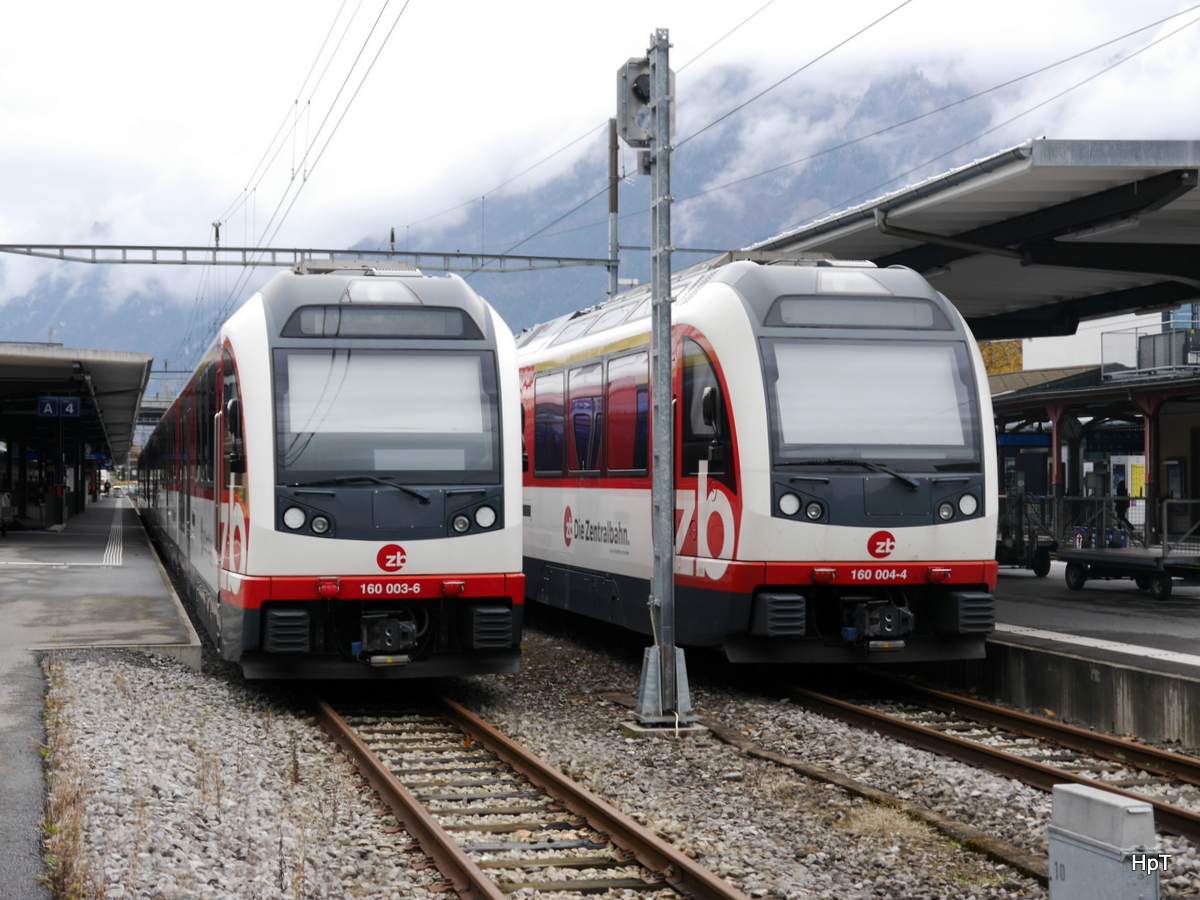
xmin=196 ymin=362 xmax=217 ymax=487
xmin=222 ymin=349 xmax=246 ymax=478
xmin=568 ymin=364 xmax=603 ymax=472
xmin=681 ymin=339 xmax=733 ymax=485
xmin=605 ymin=351 xmax=649 ymax=474
xmin=534 ymin=372 xmax=565 ymax=475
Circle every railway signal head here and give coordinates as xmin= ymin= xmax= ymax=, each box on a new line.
xmin=617 ymin=57 xmax=652 ymax=148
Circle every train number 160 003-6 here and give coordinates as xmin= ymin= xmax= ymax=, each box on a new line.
xmin=361 ymin=582 xmax=422 ymax=596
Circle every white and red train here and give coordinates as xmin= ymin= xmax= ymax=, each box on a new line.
xmin=139 ymin=262 xmax=524 ymax=678
xmin=516 ymin=253 xmax=997 ymax=663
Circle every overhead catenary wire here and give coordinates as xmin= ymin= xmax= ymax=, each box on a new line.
xmin=676 ymin=0 xmax=915 ymax=147
xmin=465 ymin=183 xmax=613 ymax=278
xmin=676 ymin=0 xmax=779 ymax=72
xmin=177 ymin=0 xmax=364 ymax=363
xmin=388 ymin=1 xmax=785 ymax=244
xmin=498 ymin=3 xmax=1200 ymax=252
xmin=181 ymin=0 xmax=413 ymax=365
xmin=756 ymin=7 xmax=1200 ymax=243
xmin=214 ymin=0 xmax=361 ymax=228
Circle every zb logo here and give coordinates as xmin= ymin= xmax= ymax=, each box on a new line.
xmin=376 ymin=544 xmax=408 ymax=572
xmin=867 ymin=531 xmax=896 ymax=559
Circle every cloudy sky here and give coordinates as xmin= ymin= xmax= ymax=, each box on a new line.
xmin=2 ymin=0 xmax=1199 ymax=359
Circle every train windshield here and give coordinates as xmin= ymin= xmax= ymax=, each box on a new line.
xmin=762 ymin=339 xmax=980 ymax=471
xmin=273 ymin=349 xmax=500 ymax=484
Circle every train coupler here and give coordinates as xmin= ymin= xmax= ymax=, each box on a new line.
xmin=358 ymin=613 xmax=418 ymax=658
xmin=841 ymin=600 xmax=913 ymax=648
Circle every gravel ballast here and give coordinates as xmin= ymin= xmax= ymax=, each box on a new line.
xmin=40 ymin=615 xmax=1200 ymax=898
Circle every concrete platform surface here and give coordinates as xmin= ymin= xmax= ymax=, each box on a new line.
xmin=995 ymin=561 xmax=1200 ymax=665
xmin=917 ymin=561 xmax=1200 ymax=748
xmin=0 ymin=496 xmax=200 ymax=900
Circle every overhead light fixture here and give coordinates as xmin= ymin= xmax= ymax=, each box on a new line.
xmin=923 ymin=266 xmax=951 ymax=278
xmin=1070 ymin=217 xmax=1140 ymax=240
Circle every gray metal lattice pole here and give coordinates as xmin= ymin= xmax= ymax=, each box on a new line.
xmin=646 ymin=28 xmax=692 ymax=720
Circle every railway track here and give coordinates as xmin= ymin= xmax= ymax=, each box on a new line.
xmin=785 ymin=680 xmax=1200 ymax=844
xmin=313 ymin=695 xmax=749 ymax=900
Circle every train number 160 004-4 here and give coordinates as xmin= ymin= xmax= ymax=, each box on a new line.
xmin=850 ymin=569 xmax=908 ymax=581
xmin=361 ymin=582 xmax=422 ymax=596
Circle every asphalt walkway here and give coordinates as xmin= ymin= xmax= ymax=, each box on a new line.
xmin=0 ymin=495 xmax=199 ymax=900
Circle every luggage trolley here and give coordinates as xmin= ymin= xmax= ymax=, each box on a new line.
xmin=1058 ymin=499 xmax=1200 ymax=601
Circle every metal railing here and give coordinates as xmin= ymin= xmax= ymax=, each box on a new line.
xmin=1161 ymin=499 xmax=1200 ymax=557
xmin=1101 ymin=319 xmax=1200 ymax=380
xmin=996 ymin=493 xmax=1058 ymax=561
xmin=1057 ymin=496 xmax=1147 ymax=550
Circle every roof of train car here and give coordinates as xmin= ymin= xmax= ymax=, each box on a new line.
xmin=513 ymin=253 xmax=949 ymax=359
xmin=750 ymin=138 xmax=1200 ymax=341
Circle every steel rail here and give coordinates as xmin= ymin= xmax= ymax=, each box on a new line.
xmin=312 ymin=698 xmax=508 ymax=900
xmin=439 ymin=695 xmax=750 ymax=900
xmin=894 ymin=681 xmax=1200 ymax=788
xmin=786 ymin=686 xmax=1200 ymax=844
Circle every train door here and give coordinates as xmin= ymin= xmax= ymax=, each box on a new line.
xmin=217 ymin=348 xmax=248 ymax=576
xmin=182 ymin=399 xmax=193 ymax=566
xmin=676 ymin=336 xmax=738 ymax=578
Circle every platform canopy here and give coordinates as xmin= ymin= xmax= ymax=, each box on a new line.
xmin=752 ymin=139 xmax=1200 ymax=340
xmin=0 ymin=344 xmax=153 ymax=462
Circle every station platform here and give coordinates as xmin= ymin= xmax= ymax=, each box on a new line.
xmin=0 ymin=494 xmax=200 ymax=900
xmin=920 ymin=561 xmax=1200 ymax=752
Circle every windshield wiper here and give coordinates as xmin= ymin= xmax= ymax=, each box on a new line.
xmin=293 ymin=475 xmax=431 ymax=503
xmin=781 ymin=458 xmax=920 ymax=491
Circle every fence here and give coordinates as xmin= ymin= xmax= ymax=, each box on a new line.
xmin=1054 ymin=496 xmax=1147 ymax=551
xmin=1160 ymin=499 xmax=1200 ymax=557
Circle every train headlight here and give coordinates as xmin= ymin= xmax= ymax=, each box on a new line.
xmin=778 ymin=493 xmax=801 ymax=516
xmin=474 ymin=505 xmax=497 ymax=528
xmin=937 ymin=502 xmax=955 ymax=521
xmin=452 ymin=514 xmax=471 ymax=534
xmin=805 ymin=501 xmax=824 ymax=521
xmin=958 ymin=493 xmax=979 ymax=516
xmin=283 ymin=507 xmax=307 ymax=530
xmin=310 ymin=515 xmax=331 ymax=534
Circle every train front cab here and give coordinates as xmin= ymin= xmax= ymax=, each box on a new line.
xmin=142 ymin=267 xmax=524 ymax=680
xmin=697 ymin=261 xmax=998 ymax=664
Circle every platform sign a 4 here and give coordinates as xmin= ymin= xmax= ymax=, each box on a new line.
xmin=36 ymin=396 xmax=81 ymax=417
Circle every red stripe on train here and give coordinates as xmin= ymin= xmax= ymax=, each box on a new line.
xmin=674 ymin=559 xmax=997 ymax=591
xmin=219 ymin=573 xmax=525 ymax=609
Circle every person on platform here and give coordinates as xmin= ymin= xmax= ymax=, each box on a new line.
xmin=1115 ymin=478 xmax=1133 ymax=532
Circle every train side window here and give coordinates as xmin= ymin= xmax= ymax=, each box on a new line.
xmin=222 ymin=350 xmax=246 ymax=476
xmin=533 ymin=371 xmax=565 ymax=475
xmin=568 ymin=363 xmax=603 ymax=472
xmin=605 ymin=351 xmax=649 ymax=474
xmin=196 ymin=362 xmax=217 ymax=488
xmin=682 ymin=338 xmax=733 ymax=484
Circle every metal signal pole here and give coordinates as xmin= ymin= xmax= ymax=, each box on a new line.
xmin=608 ymin=118 xmax=620 ymax=298
xmin=618 ymin=28 xmax=695 ymax=727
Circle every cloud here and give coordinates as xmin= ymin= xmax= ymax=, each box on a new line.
xmin=2 ymin=0 xmax=1197 ymax=354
